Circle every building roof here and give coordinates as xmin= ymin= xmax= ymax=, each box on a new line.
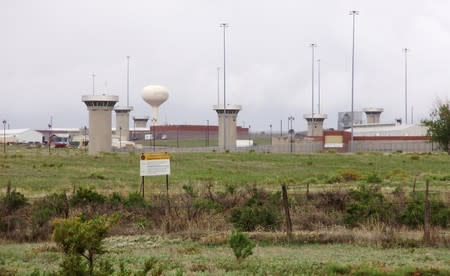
xmin=4 ymin=129 xmax=34 ymax=135
xmin=347 ymin=124 xmax=428 ymax=136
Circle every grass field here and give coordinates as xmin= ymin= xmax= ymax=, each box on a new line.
xmin=1 ymin=146 xmax=450 ymax=198
xmin=1 ymin=146 xmax=449 ymax=275
xmin=1 ymin=236 xmax=449 ymax=275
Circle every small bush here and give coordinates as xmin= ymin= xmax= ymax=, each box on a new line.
xmin=193 ymin=198 xmax=223 ymax=213
xmin=229 ymin=190 xmax=280 ymax=231
xmin=109 ymin=192 xmax=124 ymax=205
xmin=230 ymin=205 xmax=279 ymax=231
xmin=70 ymin=187 xmax=106 ymax=206
xmin=344 ymin=185 xmax=393 ymax=227
xmin=326 ymin=175 xmax=344 ymax=184
xmin=1 ymin=189 xmax=27 ymax=215
xmin=53 ymin=215 xmax=118 ymax=275
xmin=410 ymin=155 xmax=420 ymax=160
xmin=366 ymin=172 xmax=383 ymax=184
xmin=229 ymin=230 xmax=255 ymax=261
xmin=339 ymin=169 xmax=361 ymax=181
xmin=401 ymin=194 xmax=450 ymax=228
xmin=124 ymin=192 xmax=151 ymax=209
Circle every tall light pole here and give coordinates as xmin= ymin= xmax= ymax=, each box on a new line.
xmin=126 ymin=56 xmax=130 ymax=107
xmin=2 ymin=120 xmax=6 ymax=154
xmin=84 ymin=126 xmax=87 ymax=152
xmin=119 ymin=126 xmax=122 ymax=149
xmin=310 ymin=43 xmax=317 ymax=137
xmin=92 ymin=74 xmax=96 ymax=95
xmin=269 ymin=124 xmax=272 ymax=145
xmin=403 ymin=48 xmax=409 ymax=125
xmin=317 ymin=59 xmax=321 ymax=114
xmin=48 ymin=123 xmax=52 ymax=154
xmin=288 ymin=116 xmax=295 ymax=153
xmin=220 ymin=23 xmax=228 ymax=150
xmin=349 ymin=10 xmax=359 ymax=152
xmin=206 ymin=119 xmax=210 ymax=146
xmin=217 ymin=67 xmax=221 ymax=106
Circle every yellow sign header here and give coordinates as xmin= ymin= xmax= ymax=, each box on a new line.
xmin=140 ymin=152 xmax=170 ymax=160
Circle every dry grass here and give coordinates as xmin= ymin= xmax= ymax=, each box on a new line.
xmin=199 ymin=226 xmax=450 ymax=248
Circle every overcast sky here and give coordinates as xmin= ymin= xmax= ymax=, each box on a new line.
xmin=1 ymin=0 xmax=450 ymax=132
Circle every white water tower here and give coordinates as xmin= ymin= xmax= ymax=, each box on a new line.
xmin=142 ymin=85 xmax=169 ymax=125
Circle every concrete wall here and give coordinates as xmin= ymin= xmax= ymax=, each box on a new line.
xmin=135 ymin=120 xmax=148 ymax=128
xmin=88 ymin=109 xmax=113 ymax=155
xmin=272 ymin=135 xmax=432 ymax=153
xmin=217 ymin=113 xmax=239 ymax=149
xmin=116 ymin=111 xmax=131 ymax=141
xmin=272 ymin=136 xmax=323 ymax=153
xmin=353 ymin=140 xmax=432 ymax=152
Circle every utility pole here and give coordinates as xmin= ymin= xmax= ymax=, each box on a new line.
xmin=403 ymin=48 xmax=409 ymax=125
xmin=310 ymin=43 xmax=317 ymax=137
xmin=349 ymin=10 xmax=359 ymax=152
xmin=220 ymin=23 xmax=228 ymax=151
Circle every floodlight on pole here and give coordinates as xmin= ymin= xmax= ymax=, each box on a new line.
xmin=220 ymin=23 xmax=228 ymax=150
xmin=317 ymin=59 xmax=321 ymax=114
xmin=349 ymin=10 xmax=359 ymax=152
xmin=217 ymin=67 xmax=221 ymax=106
xmin=310 ymin=43 xmax=317 ymax=137
xmin=403 ymin=48 xmax=409 ymax=125
xmin=127 ymin=56 xmax=130 ymax=107
xmin=2 ymin=120 xmax=6 ymax=153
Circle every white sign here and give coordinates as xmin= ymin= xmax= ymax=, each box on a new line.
xmin=144 ymin=134 xmax=153 ymax=140
xmin=140 ymin=159 xmax=171 ymax=176
xmin=324 ymin=143 xmax=344 ymax=148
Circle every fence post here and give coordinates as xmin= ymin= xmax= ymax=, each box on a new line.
xmin=423 ymin=179 xmax=431 ymax=245
xmin=306 ymin=183 xmax=310 ymax=200
xmin=281 ymin=184 xmax=292 ymax=238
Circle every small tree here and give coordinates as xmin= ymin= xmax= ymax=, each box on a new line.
xmin=422 ymin=100 xmax=450 ymax=154
xmin=229 ymin=230 xmax=255 ymax=262
xmin=52 ymin=215 xmax=117 ymax=275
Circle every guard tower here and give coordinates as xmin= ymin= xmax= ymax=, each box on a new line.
xmin=82 ymin=95 xmax=118 ymax=155
xmin=213 ymin=104 xmax=241 ymax=149
xmin=304 ymin=114 xmax=328 ymax=137
xmin=363 ymin=108 xmax=384 ymax=124
xmin=133 ymin=116 xmax=150 ymax=128
xmin=115 ymin=106 xmax=133 ymax=141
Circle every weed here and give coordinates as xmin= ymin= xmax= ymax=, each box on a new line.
xmin=229 ymin=230 xmax=255 ymax=261
xmin=70 ymin=187 xmax=106 ymax=206
xmin=366 ymin=172 xmax=383 ymax=184
xmin=339 ymin=169 xmax=362 ymax=181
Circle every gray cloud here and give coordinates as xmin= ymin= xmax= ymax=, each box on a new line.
xmin=1 ymin=0 xmax=450 ymax=132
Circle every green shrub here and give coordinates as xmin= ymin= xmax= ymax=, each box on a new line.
xmin=344 ymin=185 xmax=393 ymax=227
xmin=230 ymin=205 xmax=279 ymax=231
xmin=124 ymin=192 xmax=151 ymax=209
xmin=339 ymin=169 xmax=361 ymax=181
xmin=193 ymin=198 xmax=223 ymax=213
xmin=0 ymin=184 xmax=27 ymax=215
xmin=109 ymin=192 xmax=124 ymax=205
xmin=53 ymin=215 xmax=117 ymax=275
xmin=182 ymin=184 xmax=196 ymax=197
xmin=31 ymin=208 xmax=54 ymax=228
xmin=400 ymin=194 xmax=450 ymax=228
xmin=326 ymin=174 xmax=344 ymax=184
xmin=229 ymin=230 xmax=255 ymax=261
xmin=229 ymin=190 xmax=280 ymax=231
xmin=410 ymin=154 xmax=420 ymax=160
xmin=366 ymin=172 xmax=383 ymax=184
xmin=70 ymin=187 xmax=105 ymax=206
